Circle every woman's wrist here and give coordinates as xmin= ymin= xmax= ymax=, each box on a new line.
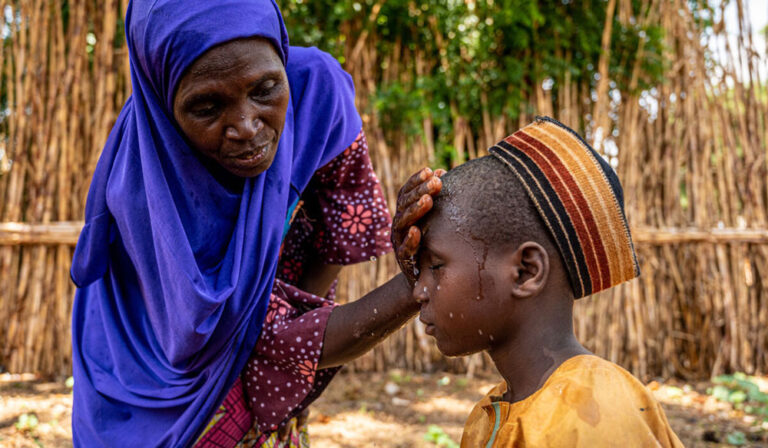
xmin=391 ymin=272 xmax=420 ymax=315
xmin=318 ymin=272 xmax=417 ymax=369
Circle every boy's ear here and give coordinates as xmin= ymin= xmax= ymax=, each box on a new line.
xmin=506 ymin=242 xmax=550 ymax=299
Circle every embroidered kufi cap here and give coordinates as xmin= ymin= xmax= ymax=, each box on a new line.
xmin=489 ymin=116 xmax=640 ymax=298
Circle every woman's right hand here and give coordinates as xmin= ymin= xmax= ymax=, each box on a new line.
xmin=391 ymin=167 xmax=446 ymax=285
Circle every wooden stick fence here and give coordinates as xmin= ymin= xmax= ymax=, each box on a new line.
xmin=6 ymin=223 xmax=768 ymax=246
xmin=1 ymin=0 xmax=766 ymax=380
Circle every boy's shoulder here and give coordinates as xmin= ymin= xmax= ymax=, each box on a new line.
xmin=461 ymin=355 xmax=683 ymax=448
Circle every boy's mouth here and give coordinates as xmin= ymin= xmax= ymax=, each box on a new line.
xmin=419 ymin=315 xmax=436 ymax=336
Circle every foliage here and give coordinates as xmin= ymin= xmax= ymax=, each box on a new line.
xmin=707 ymin=373 xmax=768 ymax=420
xmin=14 ymin=413 xmax=39 ymax=432
xmin=725 ymin=430 xmax=747 ymax=446
xmin=423 ymin=424 xmax=459 ymax=448
xmin=280 ymin=0 xmax=669 ymax=166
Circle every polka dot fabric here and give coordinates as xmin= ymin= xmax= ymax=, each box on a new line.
xmin=194 ymin=131 xmax=393 ymax=447
xmin=242 ymin=279 xmax=335 ymax=432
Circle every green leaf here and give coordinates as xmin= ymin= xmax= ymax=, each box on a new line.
xmin=423 ymin=425 xmax=459 ymax=448
xmin=15 ymin=413 xmax=39 ymax=432
xmin=726 ymin=431 xmax=747 ymax=445
xmin=709 ymin=385 xmax=732 ymax=402
xmin=728 ymin=390 xmax=748 ymax=404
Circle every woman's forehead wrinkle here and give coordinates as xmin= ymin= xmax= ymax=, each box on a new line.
xmin=189 ymin=57 xmax=250 ymax=81
xmin=127 ymin=0 xmax=290 ymax=111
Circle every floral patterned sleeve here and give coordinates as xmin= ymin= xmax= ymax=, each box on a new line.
xmin=310 ymin=131 xmax=393 ymax=264
xmin=277 ymin=131 xmax=392 ymax=290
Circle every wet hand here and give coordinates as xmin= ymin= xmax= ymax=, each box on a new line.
xmin=392 ymin=167 xmax=446 ymax=285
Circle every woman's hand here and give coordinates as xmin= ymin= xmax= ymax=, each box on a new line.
xmin=391 ymin=167 xmax=446 ymax=285
xmin=276 ymin=408 xmax=309 ymax=445
xmin=318 ymin=168 xmax=445 ymax=370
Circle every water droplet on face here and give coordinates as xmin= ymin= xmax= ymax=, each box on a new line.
xmin=489 ymin=335 xmax=494 ymax=341
xmin=436 ymin=285 xmax=441 ymax=290
xmin=460 ymin=313 xmax=465 ymax=319
xmin=423 ymin=286 xmax=428 ymax=293
xmin=412 ymin=266 xmax=420 ymax=277
xmin=478 ymin=329 xmax=483 ymax=335
xmin=475 ymin=296 xmax=481 ymax=301
xmin=449 ymin=312 xmax=454 ymax=319
xmin=373 ymin=308 xmax=378 ymax=314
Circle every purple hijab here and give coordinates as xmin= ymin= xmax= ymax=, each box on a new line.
xmin=69 ymin=1 xmax=361 ymax=446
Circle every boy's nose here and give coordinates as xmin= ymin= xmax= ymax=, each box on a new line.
xmin=413 ymin=281 xmax=429 ymax=304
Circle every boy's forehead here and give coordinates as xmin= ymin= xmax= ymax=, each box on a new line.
xmin=421 ymin=205 xmax=462 ymax=246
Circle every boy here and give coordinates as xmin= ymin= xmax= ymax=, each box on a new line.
xmin=401 ymin=117 xmax=683 ymax=447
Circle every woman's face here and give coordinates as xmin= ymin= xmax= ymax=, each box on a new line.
xmin=173 ymin=38 xmax=290 ymax=178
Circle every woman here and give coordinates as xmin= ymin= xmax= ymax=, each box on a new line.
xmin=70 ymin=1 xmax=440 ymax=447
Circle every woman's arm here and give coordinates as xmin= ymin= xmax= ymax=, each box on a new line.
xmin=318 ymin=167 xmax=444 ymax=369
xmin=318 ymin=272 xmax=415 ymax=369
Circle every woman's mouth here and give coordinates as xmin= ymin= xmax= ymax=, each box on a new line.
xmin=231 ymin=142 xmax=269 ymax=160
xmin=225 ymin=141 xmax=273 ymax=172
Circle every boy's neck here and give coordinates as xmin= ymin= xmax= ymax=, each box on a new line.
xmin=487 ymin=298 xmax=589 ymax=403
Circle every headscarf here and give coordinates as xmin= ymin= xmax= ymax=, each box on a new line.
xmin=69 ymin=1 xmax=361 ymax=446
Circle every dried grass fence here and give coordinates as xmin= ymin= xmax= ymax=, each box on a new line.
xmin=1 ymin=0 xmax=767 ymax=381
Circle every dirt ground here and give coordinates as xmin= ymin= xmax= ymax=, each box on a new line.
xmin=1 ymin=370 xmax=767 ymax=447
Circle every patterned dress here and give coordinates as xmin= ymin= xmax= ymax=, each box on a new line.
xmin=194 ymin=131 xmax=392 ymax=447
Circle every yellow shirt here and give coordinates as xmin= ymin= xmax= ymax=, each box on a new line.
xmin=461 ymin=355 xmax=684 ymax=447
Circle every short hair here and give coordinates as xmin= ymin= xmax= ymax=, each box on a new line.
xmin=435 ymin=156 xmax=558 ymax=256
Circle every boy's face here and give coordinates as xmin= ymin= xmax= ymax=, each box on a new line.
xmin=414 ymin=208 xmax=514 ymax=357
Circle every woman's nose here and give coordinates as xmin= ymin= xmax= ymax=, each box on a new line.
xmin=225 ymin=112 xmax=261 ymax=141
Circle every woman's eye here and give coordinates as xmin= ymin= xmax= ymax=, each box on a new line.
xmin=191 ymin=104 xmax=218 ymax=118
xmin=252 ymin=79 xmax=278 ymax=98
xmin=429 ymin=263 xmax=444 ymax=271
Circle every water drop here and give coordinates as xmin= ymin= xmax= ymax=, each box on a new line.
xmin=475 ymin=295 xmax=481 ymax=301
xmin=478 ymin=329 xmax=483 ymax=335
xmin=489 ymin=335 xmax=495 ymax=341
xmin=373 ymin=308 xmax=378 ymax=314
xmin=423 ymin=286 xmax=428 ymax=293
xmin=449 ymin=312 xmax=454 ymax=319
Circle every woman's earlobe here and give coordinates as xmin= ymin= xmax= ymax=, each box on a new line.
xmin=509 ymin=241 xmax=550 ymax=299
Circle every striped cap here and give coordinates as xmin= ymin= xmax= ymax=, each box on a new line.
xmin=489 ymin=116 xmax=639 ymax=299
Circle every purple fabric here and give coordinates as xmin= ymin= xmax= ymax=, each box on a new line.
xmin=69 ymin=1 xmax=361 ymax=446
